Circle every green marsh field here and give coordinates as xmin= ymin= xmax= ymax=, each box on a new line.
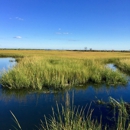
xmin=1 ymin=50 xmax=130 ymax=130
xmin=0 ymin=50 xmax=130 ymax=90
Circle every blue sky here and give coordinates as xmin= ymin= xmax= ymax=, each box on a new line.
xmin=0 ymin=0 xmax=130 ymax=50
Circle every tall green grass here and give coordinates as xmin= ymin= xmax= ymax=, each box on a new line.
xmin=0 ymin=57 xmax=127 ymax=90
xmin=114 ymin=58 xmax=130 ymax=74
xmin=40 ymin=104 xmax=103 ymax=130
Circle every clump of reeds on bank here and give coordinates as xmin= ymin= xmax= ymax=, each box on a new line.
xmin=0 ymin=57 xmax=127 ymax=90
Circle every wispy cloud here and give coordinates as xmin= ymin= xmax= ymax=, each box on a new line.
xmin=56 ymin=32 xmax=70 ymax=35
xmin=13 ymin=36 xmax=22 ymax=39
xmin=15 ymin=17 xmax=24 ymax=21
xmin=56 ymin=28 xmax=70 ymax=35
xmin=63 ymin=32 xmax=69 ymax=35
xmin=9 ymin=17 xmax=24 ymax=21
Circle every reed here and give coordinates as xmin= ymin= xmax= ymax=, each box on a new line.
xmin=40 ymin=104 xmax=103 ymax=130
xmin=97 ymin=97 xmax=130 ymax=130
xmin=10 ymin=111 xmax=22 ymax=130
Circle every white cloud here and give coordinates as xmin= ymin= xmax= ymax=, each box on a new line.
xmin=63 ymin=32 xmax=69 ymax=35
xmin=9 ymin=17 xmax=24 ymax=20
xmin=15 ymin=17 xmax=24 ymax=21
xmin=56 ymin=30 xmax=70 ymax=35
xmin=13 ymin=36 xmax=22 ymax=39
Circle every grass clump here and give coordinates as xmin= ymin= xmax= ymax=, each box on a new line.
xmin=0 ymin=57 xmax=127 ymax=90
xmin=40 ymin=104 xmax=102 ymax=130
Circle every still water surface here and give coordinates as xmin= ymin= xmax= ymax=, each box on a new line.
xmin=0 ymin=58 xmax=130 ymax=129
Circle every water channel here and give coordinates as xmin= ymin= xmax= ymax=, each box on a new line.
xmin=0 ymin=58 xmax=130 ymax=129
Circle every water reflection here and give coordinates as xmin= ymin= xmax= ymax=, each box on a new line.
xmin=0 ymin=83 xmax=130 ymax=129
xmin=0 ymin=83 xmax=126 ymax=102
xmin=106 ymin=63 xmax=117 ymax=71
xmin=0 ymin=88 xmax=66 ymax=103
xmin=0 ymin=58 xmax=16 ymax=71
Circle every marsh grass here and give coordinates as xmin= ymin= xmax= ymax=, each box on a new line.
xmin=1 ymin=50 xmax=130 ymax=59
xmin=96 ymin=97 xmax=130 ymax=130
xmin=0 ymin=50 xmax=129 ymax=90
xmin=0 ymin=57 xmax=127 ymax=90
xmin=40 ymin=104 xmax=103 ymax=130
xmin=114 ymin=58 xmax=130 ymax=75
xmin=108 ymin=97 xmax=130 ymax=130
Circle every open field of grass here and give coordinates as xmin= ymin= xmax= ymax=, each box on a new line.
xmin=0 ymin=50 xmax=130 ymax=90
xmin=0 ymin=49 xmax=130 ymax=59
